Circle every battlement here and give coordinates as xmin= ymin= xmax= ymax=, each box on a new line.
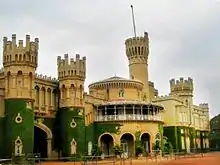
xmin=35 ymin=73 xmax=58 ymax=82
xmin=3 ymin=34 xmax=39 ymax=68
xmin=154 ymin=94 xmax=183 ymax=103
xmin=57 ymin=54 xmax=86 ymax=80
xmin=199 ymin=103 xmax=209 ymax=109
xmin=148 ymin=81 xmax=155 ymax=87
xmin=125 ymin=32 xmax=149 ymax=60
xmin=170 ymin=77 xmax=193 ymax=94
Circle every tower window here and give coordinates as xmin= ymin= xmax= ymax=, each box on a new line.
xmin=119 ymin=89 xmax=124 ymax=97
xmin=143 ymin=95 xmax=146 ymax=101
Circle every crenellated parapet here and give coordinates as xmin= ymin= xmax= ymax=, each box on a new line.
xmin=57 ymin=54 xmax=86 ymax=108
xmin=35 ymin=73 xmax=58 ymax=83
xmin=125 ymin=32 xmax=149 ymax=63
xmin=3 ymin=34 xmax=39 ymax=68
xmin=170 ymin=77 xmax=193 ymax=96
xmin=199 ymin=103 xmax=209 ymax=110
xmin=154 ymin=95 xmax=183 ymax=103
xmin=57 ymin=54 xmax=86 ymax=81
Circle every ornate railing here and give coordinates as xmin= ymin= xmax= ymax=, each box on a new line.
xmin=95 ymin=114 xmax=163 ymax=122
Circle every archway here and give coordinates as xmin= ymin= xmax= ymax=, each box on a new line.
xmin=100 ymin=134 xmax=114 ymax=155
xmin=34 ymin=121 xmax=53 ymax=158
xmin=120 ymin=133 xmax=134 ymax=157
xmin=140 ymin=133 xmax=151 ymax=154
xmin=34 ymin=126 xmax=47 ymax=157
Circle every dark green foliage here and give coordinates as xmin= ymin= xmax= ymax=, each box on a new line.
xmin=158 ymin=124 xmax=164 ymax=152
xmin=113 ymin=144 xmax=123 ymax=155
xmin=58 ymin=107 xmax=86 ymax=157
xmin=92 ymin=144 xmax=103 ymax=156
xmin=163 ymin=126 xmax=180 ymax=151
xmin=164 ymin=142 xmax=173 ymax=154
xmin=0 ymin=117 xmax=5 ymax=158
xmin=164 ymin=126 xmax=198 ymax=152
xmin=134 ymin=131 xmax=144 ymax=156
xmin=94 ymin=123 xmax=121 ymax=136
xmin=94 ymin=122 xmax=122 ymax=142
xmin=4 ymin=99 xmax=34 ymax=158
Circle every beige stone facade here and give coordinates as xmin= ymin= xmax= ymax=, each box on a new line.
xmin=0 ymin=32 xmax=210 ymax=156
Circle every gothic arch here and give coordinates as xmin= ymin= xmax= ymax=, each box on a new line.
xmin=139 ymin=131 xmax=153 ymax=141
xmin=119 ymin=132 xmax=136 ymax=142
xmin=34 ymin=121 xmax=53 ymax=139
xmin=98 ymin=133 xmax=115 ymax=146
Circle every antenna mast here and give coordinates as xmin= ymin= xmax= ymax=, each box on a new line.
xmin=130 ymin=5 xmax=137 ymax=37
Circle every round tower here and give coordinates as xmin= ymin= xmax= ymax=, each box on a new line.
xmin=57 ymin=54 xmax=86 ymax=156
xmin=2 ymin=34 xmax=38 ymax=157
xmin=3 ymin=34 xmax=38 ymax=100
xmin=57 ymin=53 xmax=86 ymax=108
xmin=125 ymin=32 xmax=149 ymax=101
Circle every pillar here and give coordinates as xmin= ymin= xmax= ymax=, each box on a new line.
xmin=39 ymin=87 xmax=42 ymax=111
xmin=123 ymin=105 xmax=126 ymax=120
xmin=132 ymin=106 xmax=135 ymax=120
xmin=114 ymin=105 xmax=116 ymax=120
xmin=141 ymin=106 xmax=143 ymax=120
xmin=104 ymin=106 xmax=107 ymax=121
xmin=47 ymin=138 xmax=52 ymax=157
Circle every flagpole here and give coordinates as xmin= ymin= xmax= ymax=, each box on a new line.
xmin=130 ymin=5 xmax=137 ymax=37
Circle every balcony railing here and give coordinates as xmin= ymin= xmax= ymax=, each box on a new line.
xmin=95 ymin=114 xmax=163 ymax=122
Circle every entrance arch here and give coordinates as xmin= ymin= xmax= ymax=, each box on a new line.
xmin=120 ymin=133 xmax=135 ymax=157
xmin=34 ymin=121 xmax=52 ymax=158
xmin=99 ymin=134 xmax=114 ymax=155
xmin=140 ymin=133 xmax=151 ymax=154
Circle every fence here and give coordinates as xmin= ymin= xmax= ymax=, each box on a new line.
xmin=0 ymin=149 xmax=216 ymax=165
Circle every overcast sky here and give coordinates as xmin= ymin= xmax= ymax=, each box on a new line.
xmin=0 ymin=0 xmax=219 ymax=117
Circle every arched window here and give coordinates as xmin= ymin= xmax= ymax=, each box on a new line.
xmin=15 ymin=136 xmax=23 ymax=156
xmin=70 ymin=138 xmax=77 ymax=155
xmin=118 ymin=89 xmax=124 ymax=97
xmin=143 ymin=95 xmax=146 ymax=101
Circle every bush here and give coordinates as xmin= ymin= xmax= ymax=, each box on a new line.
xmin=113 ymin=145 xmax=123 ymax=155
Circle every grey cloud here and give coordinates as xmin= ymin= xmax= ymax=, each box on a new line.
xmin=0 ymin=0 xmax=219 ymax=117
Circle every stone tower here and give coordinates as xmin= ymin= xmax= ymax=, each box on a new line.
xmin=3 ymin=34 xmax=38 ymax=157
xmin=3 ymin=34 xmax=38 ymax=100
xmin=57 ymin=54 xmax=86 ymax=107
xmin=169 ymin=77 xmax=193 ymax=106
xmin=57 ymin=54 xmax=86 ymax=156
xmin=170 ymin=77 xmax=194 ymax=125
xmin=125 ymin=32 xmax=150 ymax=101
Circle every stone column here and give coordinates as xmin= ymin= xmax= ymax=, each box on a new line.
xmin=123 ymin=105 xmax=126 ymax=120
xmin=45 ymin=89 xmax=48 ymax=112
xmin=51 ymin=90 xmax=54 ymax=110
xmin=96 ymin=106 xmax=99 ymax=121
xmin=39 ymin=87 xmax=42 ymax=112
xmin=5 ymin=76 xmax=8 ymax=96
xmin=114 ymin=105 xmax=116 ymax=120
xmin=104 ymin=106 xmax=107 ymax=121
xmin=141 ymin=106 xmax=143 ymax=120
xmin=47 ymin=138 xmax=52 ymax=158
xmin=133 ymin=106 xmax=135 ymax=120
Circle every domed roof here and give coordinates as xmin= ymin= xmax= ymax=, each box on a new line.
xmin=98 ymin=76 xmax=131 ymax=82
xmin=88 ymin=76 xmax=143 ymax=88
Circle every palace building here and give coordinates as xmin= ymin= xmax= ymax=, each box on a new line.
xmin=0 ymin=32 xmax=210 ymax=158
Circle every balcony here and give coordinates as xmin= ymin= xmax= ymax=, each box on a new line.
xmin=95 ymin=114 xmax=163 ymax=122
